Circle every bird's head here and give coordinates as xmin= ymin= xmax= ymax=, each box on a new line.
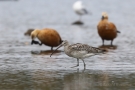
xmin=50 ymin=40 xmax=69 ymax=57
xmin=31 ymin=29 xmax=40 ymax=40
xmin=101 ymin=12 xmax=108 ymax=20
xmin=73 ymin=0 xmax=83 ymax=9
xmin=76 ymin=1 xmax=82 ymax=5
xmin=61 ymin=40 xmax=69 ymax=46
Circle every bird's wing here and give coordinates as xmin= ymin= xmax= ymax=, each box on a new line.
xmin=108 ymin=22 xmax=117 ymax=30
xmin=69 ymin=43 xmax=105 ymax=53
xmin=110 ymin=22 xmax=120 ymax=33
xmin=82 ymin=8 xmax=88 ymax=14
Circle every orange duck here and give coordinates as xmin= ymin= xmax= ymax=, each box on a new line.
xmin=31 ymin=28 xmax=63 ymax=51
xmin=97 ymin=12 xmax=120 ymax=46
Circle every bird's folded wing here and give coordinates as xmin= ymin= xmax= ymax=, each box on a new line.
xmin=69 ymin=43 xmax=104 ymax=53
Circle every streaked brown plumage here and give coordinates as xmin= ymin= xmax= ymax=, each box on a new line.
xmin=97 ymin=12 xmax=120 ymax=46
xmin=31 ymin=28 xmax=63 ymax=50
xmin=50 ymin=40 xmax=106 ymax=68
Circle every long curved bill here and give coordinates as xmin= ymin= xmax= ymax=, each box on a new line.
xmin=50 ymin=44 xmax=63 ymax=57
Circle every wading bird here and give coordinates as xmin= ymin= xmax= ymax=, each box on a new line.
xmin=50 ymin=40 xmax=106 ymax=68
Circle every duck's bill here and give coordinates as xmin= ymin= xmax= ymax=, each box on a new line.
xmin=101 ymin=16 xmax=104 ymax=20
xmin=50 ymin=44 xmax=63 ymax=57
xmin=31 ymin=40 xmax=40 ymax=45
xmin=31 ymin=40 xmax=35 ymax=45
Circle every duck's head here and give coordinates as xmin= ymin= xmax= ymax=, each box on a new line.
xmin=101 ymin=12 xmax=108 ymax=20
xmin=31 ymin=29 xmax=40 ymax=40
xmin=30 ymin=29 xmax=41 ymax=45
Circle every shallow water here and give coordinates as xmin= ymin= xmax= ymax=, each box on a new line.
xmin=0 ymin=0 xmax=135 ymax=89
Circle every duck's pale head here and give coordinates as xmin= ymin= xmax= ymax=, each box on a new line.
xmin=101 ymin=12 xmax=108 ymax=20
xmin=31 ymin=29 xmax=40 ymax=40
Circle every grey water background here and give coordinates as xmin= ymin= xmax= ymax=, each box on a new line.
xmin=0 ymin=0 xmax=135 ymax=89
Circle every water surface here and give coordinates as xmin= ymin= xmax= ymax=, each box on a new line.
xmin=0 ymin=0 xmax=135 ymax=89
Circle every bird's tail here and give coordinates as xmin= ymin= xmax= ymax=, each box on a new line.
xmin=117 ymin=30 xmax=121 ymax=33
xmin=90 ymin=47 xmax=107 ymax=54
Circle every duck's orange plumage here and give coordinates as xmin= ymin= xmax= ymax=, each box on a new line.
xmin=97 ymin=12 xmax=120 ymax=46
xmin=31 ymin=28 xmax=63 ymax=50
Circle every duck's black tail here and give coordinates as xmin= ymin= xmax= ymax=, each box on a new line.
xmin=117 ymin=30 xmax=121 ymax=33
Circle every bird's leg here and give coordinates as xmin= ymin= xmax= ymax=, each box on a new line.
xmin=71 ymin=59 xmax=79 ymax=68
xmin=111 ymin=40 xmax=113 ymax=46
xmin=81 ymin=59 xmax=86 ymax=69
xmin=51 ymin=47 xmax=53 ymax=51
xmin=79 ymin=15 xmax=82 ymax=21
xmin=77 ymin=58 xmax=79 ymax=66
xmin=102 ymin=39 xmax=104 ymax=46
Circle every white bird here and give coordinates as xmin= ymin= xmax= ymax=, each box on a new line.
xmin=73 ymin=0 xmax=88 ymax=21
xmin=50 ymin=40 xmax=106 ymax=68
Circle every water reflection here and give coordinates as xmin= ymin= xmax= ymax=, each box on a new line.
xmin=63 ymin=70 xmax=133 ymax=90
xmin=99 ymin=45 xmax=117 ymax=50
xmin=0 ymin=0 xmax=135 ymax=89
xmin=0 ymin=69 xmax=134 ymax=90
xmin=72 ymin=21 xmax=84 ymax=25
xmin=31 ymin=50 xmax=62 ymax=55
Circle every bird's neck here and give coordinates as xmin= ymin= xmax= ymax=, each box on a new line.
xmin=64 ymin=44 xmax=70 ymax=53
xmin=101 ymin=19 xmax=109 ymax=23
xmin=102 ymin=18 xmax=108 ymax=21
